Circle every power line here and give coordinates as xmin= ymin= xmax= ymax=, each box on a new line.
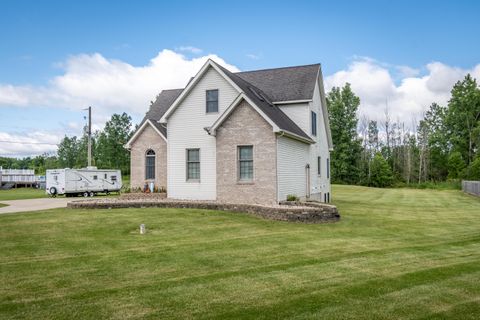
xmin=0 ymin=140 xmax=58 ymax=146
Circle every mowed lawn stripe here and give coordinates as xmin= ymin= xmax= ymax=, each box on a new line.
xmin=1 ymin=185 xmax=480 ymax=319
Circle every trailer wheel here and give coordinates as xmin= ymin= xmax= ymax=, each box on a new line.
xmin=89 ymin=192 xmax=95 ymax=197
xmin=49 ymin=187 xmax=57 ymax=197
xmin=83 ymin=192 xmax=89 ymax=197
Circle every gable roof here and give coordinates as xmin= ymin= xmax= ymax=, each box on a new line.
xmin=215 ymin=63 xmax=313 ymax=142
xmin=144 ymin=89 xmax=183 ymax=137
xmin=235 ymin=64 xmax=320 ymax=102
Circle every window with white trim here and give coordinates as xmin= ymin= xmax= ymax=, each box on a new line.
xmin=317 ymin=156 xmax=321 ymax=176
xmin=206 ymin=89 xmax=218 ymax=113
xmin=311 ymin=111 xmax=317 ymax=136
xmin=145 ymin=149 xmax=155 ymax=180
xmin=187 ymin=149 xmax=200 ymax=180
xmin=238 ymin=146 xmax=253 ymax=181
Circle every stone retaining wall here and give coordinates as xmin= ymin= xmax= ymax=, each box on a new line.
xmin=68 ymin=199 xmax=340 ymax=223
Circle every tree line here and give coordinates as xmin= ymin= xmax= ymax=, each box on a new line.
xmin=0 ymin=113 xmax=133 ymax=175
xmin=328 ymin=74 xmax=480 ymax=188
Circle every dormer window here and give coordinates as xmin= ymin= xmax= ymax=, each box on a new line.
xmin=206 ymin=89 xmax=218 ymax=113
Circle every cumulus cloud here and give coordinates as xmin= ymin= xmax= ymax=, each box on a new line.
xmin=0 ymin=131 xmax=59 ymax=157
xmin=0 ymin=49 xmax=239 ymax=121
xmin=325 ymin=58 xmax=480 ymax=125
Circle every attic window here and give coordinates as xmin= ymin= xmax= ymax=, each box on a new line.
xmin=206 ymin=89 xmax=218 ymax=113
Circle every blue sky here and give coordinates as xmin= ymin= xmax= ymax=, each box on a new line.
xmin=1 ymin=0 xmax=480 ymax=156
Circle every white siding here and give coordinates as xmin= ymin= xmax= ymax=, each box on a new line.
xmin=276 ymin=78 xmax=331 ymax=202
xmin=167 ymin=67 xmax=239 ymax=200
xmin=276 ymin=135 xmax=309 ymax=201
xmin=309 ymin=80 xmax=331 ymax=201
xmin=279 ymin=103 xmax=309 ymax=134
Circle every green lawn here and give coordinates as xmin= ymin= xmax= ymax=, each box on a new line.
xmin=1 ymin=185 xmax=479 ymax=319
xmin=0 ymin=188 xmax=46 ymax=201
xmin=0 ymin=203 xmax=7 ymax=208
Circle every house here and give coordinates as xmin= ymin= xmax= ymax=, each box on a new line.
xmin=125 ymin=60 xmax=333 ymax=205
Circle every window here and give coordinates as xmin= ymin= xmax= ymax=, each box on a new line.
xmin=186 ymin=149 xmax=200 ymax=180
xmin=238 ymin=146 xmax=253 ymax=181
xmin=317 ymin=156 xmax=321 ymax=176
xmin=311 ymin=111 xmax=317 ymax=136
xmin=145 ymin=149 xmax=155 ymax=180
xmin=93 ymin=175 xmax=98 ymax=180
xmin=327 ymin=158 xmax=330 ymax=179
xmin=206 ymin=89 xmax=218 ymax=113
xmin=111 ymin=176 xmax=117 ymax=181
xmin=104 ymin=173 xmax=107 ymax=179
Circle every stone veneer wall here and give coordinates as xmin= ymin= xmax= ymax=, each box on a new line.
xmin=130 ymin=125 xmax=167 ymax=190
xmin=216 ymin=100 xmax=277 ymax=205
xmin=68 ymin=199 xmax=340 ymax=223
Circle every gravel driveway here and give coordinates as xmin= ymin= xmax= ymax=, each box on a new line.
xmin=0 ymin=198 xmax=72 ymax=214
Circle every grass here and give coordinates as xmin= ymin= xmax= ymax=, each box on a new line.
xmin=0 ymin=188 xmax=46 ymax=201
xmin=1 ymin=185 xmax=480 ymax=319
xmin=0 ymin=203 xmax=7 ymax=208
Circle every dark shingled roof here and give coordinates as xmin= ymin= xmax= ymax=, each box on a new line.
xmin=140 ymin=89 xmax=183 ymax=137
xmin=216 ymin=64 xmax=313 ymax=141
xmin=136 ymin=63 xmax=320 ymax=141
xmin=235 ymin=64 xmax=320 ymax=102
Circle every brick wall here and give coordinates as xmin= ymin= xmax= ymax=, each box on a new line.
xmin=130 ymin=125 xmax=167 ymax=190
xmin=216 ymin=100 xmax=277 ymax=205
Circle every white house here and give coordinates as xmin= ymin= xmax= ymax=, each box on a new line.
xmin=126 ymin=60 xmax=333 ymax=205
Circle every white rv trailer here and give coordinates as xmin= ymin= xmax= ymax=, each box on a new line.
xmin=46 ymin=167 xmax=122 ymax=197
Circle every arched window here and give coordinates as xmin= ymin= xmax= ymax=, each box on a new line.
xmin=145 ymin=149 xmax=155 ymax=180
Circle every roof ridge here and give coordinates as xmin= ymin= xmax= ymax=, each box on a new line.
xmin=235 ymin=63 xmax=320 ymax=74
xmin=160 ymin=88 xmax=184 ymax=92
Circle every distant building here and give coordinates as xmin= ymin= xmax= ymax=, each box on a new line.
xmin=0 ymin=167 xmax=36 ymax=188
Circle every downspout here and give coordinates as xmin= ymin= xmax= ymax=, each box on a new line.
xmin=305 ymin=164 xmax=311 ymax=199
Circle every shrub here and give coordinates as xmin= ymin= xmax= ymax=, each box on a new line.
xmin=447 ymin=151 xmax=466 ymax=179
xmin=286 ymin=194 xmax=299 ymax=201
xmin=369 ymin=153 xmax=394 ymax=188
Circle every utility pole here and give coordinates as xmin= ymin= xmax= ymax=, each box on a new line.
xmin=84 ymin=106 xmax=92 ymax=168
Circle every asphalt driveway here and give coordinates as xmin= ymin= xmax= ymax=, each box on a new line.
xmin=0 ymin=198 xmax=72 ymax=214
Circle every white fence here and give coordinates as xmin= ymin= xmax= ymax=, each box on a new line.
xmin=462 ymin=180 xmax=480 ymax=197
xmin=0 ymin=168 xmax=36 ymax=183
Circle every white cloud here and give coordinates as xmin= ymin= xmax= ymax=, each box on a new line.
xmin=0 ymin=49 xmax=238 ymax=123
xmin=325 ymin=58 xmax=480 ymax=125
xmin=246 ymin=53 xmax=261 ymax=60
xmin=0 ymin=131 xmax=59 ymax=157
xmin=176 ymin=46 xmax=203 ymax=54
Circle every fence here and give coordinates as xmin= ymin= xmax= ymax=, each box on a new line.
xmin=462 ymin=180 xmax=480 ymax=197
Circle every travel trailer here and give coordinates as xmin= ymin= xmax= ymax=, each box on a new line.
xmin=46 ymin=167 xmax=122 ymax=197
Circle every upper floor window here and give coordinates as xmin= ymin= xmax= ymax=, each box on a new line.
xmin=187 ymin=149 xmax=200 ymax=180
xmin=311 ymin=111 xmax=317 ymax=136
xmin=317 ymin=156 xmax=321 ymax=176
xmin=327 ymin=158 xmax=330 ymax=179
xmin=145 ymin=149 xmax=155 ymax=180
xmin=238 ymin=146 xmax=254 ymax=181
xmin=206 ymin=89 xmax=219 ymax=113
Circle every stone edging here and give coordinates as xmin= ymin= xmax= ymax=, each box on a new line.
xmin=68 ymin=199 xmax=340 ymax=223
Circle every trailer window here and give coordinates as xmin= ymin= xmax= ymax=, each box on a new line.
xmin=111 ymin=176 xmax=117 ymax=181
xmin=93 ymin=175 xmax=98 ymax=180
xmin=54 ymin=175 xmax=58 ymax=181
xmin=104 ymin=174 xmax=107 ymax=179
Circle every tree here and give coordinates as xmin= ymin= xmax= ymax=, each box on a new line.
xmin=57 ymin=136 xmax=79 ymax=168
xmin=95 ymin=113 xmax=133 ymax=173
xmin=369 ymin=153 xmax=394 ymax=187
xmin=446 ymin=74 xmax=480 ymax=166
xmin=447 ymin=151 xmax=465 ymax=179
xmin=326 ymin=83 xmax=362 ymax=184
